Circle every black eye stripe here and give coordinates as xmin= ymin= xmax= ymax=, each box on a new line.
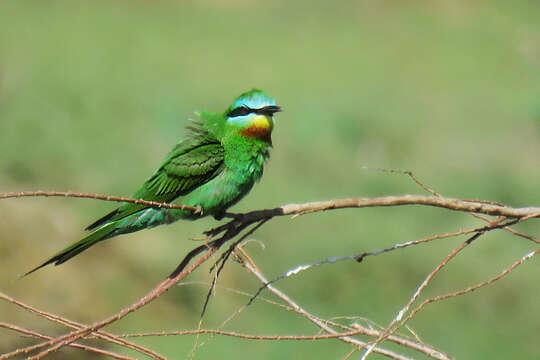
xmin=228 ymin=105 xmax=281 ymax=118
xmin=227 ymin=106 xmax=252 ymax=117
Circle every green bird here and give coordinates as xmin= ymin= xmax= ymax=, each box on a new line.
xmin=26 ymin=89 xmax=281 ymax=275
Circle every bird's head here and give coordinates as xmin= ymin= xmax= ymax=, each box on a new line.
xmin=224 ymin=89 xmax=281 ymax=142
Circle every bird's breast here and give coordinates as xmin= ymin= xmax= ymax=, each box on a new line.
xmin=241 ymin=115 xmax=273 ymax=141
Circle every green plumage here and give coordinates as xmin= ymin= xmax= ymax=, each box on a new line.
xmin=26 ymin=89 xmax=280 ymax=275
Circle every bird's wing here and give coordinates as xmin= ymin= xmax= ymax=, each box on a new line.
xmin=85 ymin=140 xmax=225 ymax=231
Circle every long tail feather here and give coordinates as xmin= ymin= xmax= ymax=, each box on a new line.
xmin=85 ymin=208 xmax=119 ymax=231
xmin=24 ymin=224 xmax=117 ymax=276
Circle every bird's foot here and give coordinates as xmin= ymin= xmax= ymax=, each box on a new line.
xmin=212 ymin=211 xmax=243 ymax=221
xmin=212 ymin=212 xmax=225 ymax=221
xmin=205 ymin=222 xmax=235 ymax=237
xmin=205 ymin=214 xmax=246 ymax=237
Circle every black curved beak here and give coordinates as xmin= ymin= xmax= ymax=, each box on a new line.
xmin=256 ymin=105 xmax=282 ymax=116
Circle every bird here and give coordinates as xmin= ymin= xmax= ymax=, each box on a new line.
xmin=25 ymin=89 xmax=281 ymax=275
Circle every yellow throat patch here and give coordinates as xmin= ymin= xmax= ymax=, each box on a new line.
xmin=241 ymin=115 xmax=273 ymax=140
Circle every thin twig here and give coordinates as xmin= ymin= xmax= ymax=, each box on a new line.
xmin=238 ymin=248 xmax=414 ymax=360
xmin=361 ymin=167 xmax=441 ymax=196
xmin=0 ymin=291 xmax=164 ymax=360
xmin=392 ymin=169 xmax=539 ymax=245
xmin=471 ymin=213 xmax=539 ymax=244
xmin=2 ymin=188 xmax=538 ymax=359
xmin=359 ymin=232 xmax=484 ymax=360
xmin=248 ymin=217 xmax=524 ymax=304
xmin=361 ymin=248 xmax=540 ymax=359
xmin=22 ymin=248 xmax=217 ymax=360
xmin=0 ymin=191 xmax=199 ymax=212
xmin=0 ymin=323 xmax=137 ymax=360
xmin=401 ymin=248 xmax=539 ymax=325
xmin=192 ymin=220 xmax=269 ymax=359
xmin=117 ymin=323 xmax=451 ymax=360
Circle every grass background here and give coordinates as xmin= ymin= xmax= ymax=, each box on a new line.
xmin=1 ymin=0 xmax=539 ymax=358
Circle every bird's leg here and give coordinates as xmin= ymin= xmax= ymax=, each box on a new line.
xmin=205 ymin=220 xmax=237 ymax=237
xmin=212 ymin=212 xmax=225 ymax=221
xmin=212 ymin=211 xmax=243 ymax=221
xmin=205 ymin=214 xmax=248 ymax=237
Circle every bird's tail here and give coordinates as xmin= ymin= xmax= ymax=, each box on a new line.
xmin=23 ymin=224 xmax=117 ymax=276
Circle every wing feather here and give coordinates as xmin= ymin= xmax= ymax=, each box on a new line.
xmin=86 ymin=139 xmax=224 ymax=231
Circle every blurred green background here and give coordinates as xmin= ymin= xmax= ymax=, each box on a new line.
xmin=1 ymin=0 xmax=539 ymax=359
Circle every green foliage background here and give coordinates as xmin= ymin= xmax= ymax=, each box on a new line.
xmin=1 ymin=1 xmax=539 ymax=359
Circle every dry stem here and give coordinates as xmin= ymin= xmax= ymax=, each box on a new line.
xmin=1 ymin=189 xmax=538 ymax=359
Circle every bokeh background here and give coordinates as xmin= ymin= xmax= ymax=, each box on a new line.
xmin=1 ymin=1 xmax=539 ymax=359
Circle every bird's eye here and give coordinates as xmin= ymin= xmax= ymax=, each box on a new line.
xmin=228 ymin=106 xmax=252 ymax=117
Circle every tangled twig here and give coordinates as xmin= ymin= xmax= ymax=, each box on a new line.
xmin=1 ymin=187 xmax=538 ymax=359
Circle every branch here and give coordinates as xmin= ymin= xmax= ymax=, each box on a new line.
xmin=357 ymin=248 xmax=539 ymax=360
xmin=402 ymin=248 xmax=539 ymax=328
xmin=359 ymin=232 xmax=483 ymax=360
xmin=237 ymin=248 xmax=415 ymax=360
xmin=0 ymin=191 xmax=199 ymax=212
xmin=1 ymin=188 xmax=537 ymax=359
xmin=0 ymin=323 xmax=137 ymax=360
xmin=20 ymin=219 xmax=269 ymax=359
xmin=246 ymin=217 xmax=527 ymax=305
xmin=0 ymin=291 xmax=166 ymax=360
xmin=9 ymin=249 xmax=215 ymax=360
xmin=239 ymin=195 xmax=540 ymax=220
xmin=3 ymin=191 xmax=540 ymax=221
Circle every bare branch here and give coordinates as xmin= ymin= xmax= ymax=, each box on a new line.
xmin=248 ymin=217 xmax=527 ymax=303
xmin=237 ymin=248 xmax=415 ymax=360
xmin=275 ymin=195 xmax=540 ymax=218
xmin=0 ymin=191 xmax=199 ymax=212
xmin=3 ymin=191 xmax=540 ymax=221
xmin=117 ymin=324 xmax=451 ymax=360
xmin=0 ymin=291 xmax=166 ymax=360
xmin=19 ymin=248 xmax=216 ymax=360
xmin=359 ymin=232 xmax=483 ymax=360
xmin=402 ymin=248 xmax=539 ymax=326
xmin=349 ymin=324 xmax=452 ymax=360
xmin=359 ymin=248 xmax=539 ymax=360
xmin=361 ymin=167 xmax=441 ymax=196
xmin=1 ymin=186 xmax=537 ymax=359
xmin=0 ymin=323 xmax=137 ymax=360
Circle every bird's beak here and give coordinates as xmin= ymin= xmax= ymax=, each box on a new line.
xmin=259 ymin=105 xmax=282 ymax=116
